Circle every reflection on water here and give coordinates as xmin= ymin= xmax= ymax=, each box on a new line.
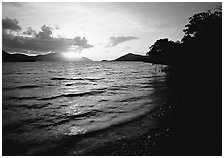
xmin=3 ymin=61 xmax=168 ymax=155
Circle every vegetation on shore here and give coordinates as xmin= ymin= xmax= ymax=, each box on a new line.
xmin=146 ymin=8 xmax=221 ymax=81
xmin=143 ymin=8 xmax=222 ymax=155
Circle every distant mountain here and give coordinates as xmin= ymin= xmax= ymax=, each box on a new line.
xmin=79 ymin=57 xmax=92 ymax=62
xmin=101 ymin=60 xmax=111 ymax=62
xmin=34 ymin=53 xmax=92 ymax=62
xmin=2 ymin=51 xmax=92 ymax=62
xmin=113 ymin=53 xmax=148 ymax=62
xmin=2 ymin=51 xmax=35 ymax=62
xmin=34 ymin=53 xmax=64 ymax=61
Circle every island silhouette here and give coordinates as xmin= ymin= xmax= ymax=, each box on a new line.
xmin=2 ymin=50 xmax=92 ymax=62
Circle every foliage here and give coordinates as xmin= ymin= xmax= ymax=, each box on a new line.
xmin=183 ymin=10 xmax=221 ymax=38
xmin=146 ymin=9 xmax=222 ymax=77
xmin=146 ymin=38 xmax=181 ymax=65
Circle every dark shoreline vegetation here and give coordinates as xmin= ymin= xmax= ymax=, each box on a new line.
xmin=143 ymin=8 xmax=222 ymax=155
xmin=2 ymin=8 xmax=222 ymax=156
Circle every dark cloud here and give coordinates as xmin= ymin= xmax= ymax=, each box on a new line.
xmin=23 ymin=27 xmax=37 ymax=36
xmin=2 ymin=17 xmax=22 ymax=32
xmin=36 ymin=25 xmax=53 ymax=39
xmin=72 ymin=36 xmax=93 ymax=52
xmin=3 ymin=33 xmax=93 ymax=55
xmin=108 ymin=36 xmax=139 ymax=47
xmin=23 ymin=25 xmax=60 ymax=38
xmin=2 ymin=18 xmax=93 ymax=54
xmin=3 ymin=33 xmax=72 ymax=54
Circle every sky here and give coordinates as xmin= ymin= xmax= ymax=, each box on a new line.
xmin=2 ymin=2 xmax=221 ymax=61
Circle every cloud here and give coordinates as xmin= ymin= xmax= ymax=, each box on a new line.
xmin=23 ymin=27 xmax=37 ymax=36
xmin=2 ymin=18 xmax=94 ymax=55
xmin=3 ymin=34 xmax=94 ymax=55
xmin=3 ymin=33 xmax=72 ymax=54
xmin=36 ymin=25 xmax=53 ymax=39
xmin=23 ymin=25 xmax=60 ymax=37
xmin=72 ymin=36 xmax=93 ymax=52
xmin=108 ymin=36 xmax=139 ymax=47
xmin=2 ymin=17 xmax=22 ymax=32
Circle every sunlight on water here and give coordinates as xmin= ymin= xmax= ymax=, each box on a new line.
xmin=66 ymin=126 xmax=87 ymax=136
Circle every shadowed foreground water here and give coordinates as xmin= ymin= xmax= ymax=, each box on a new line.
xmin=2 ymin=61 xmax=168 ymax=155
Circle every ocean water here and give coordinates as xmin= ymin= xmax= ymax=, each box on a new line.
xmin=2 ymin=61 xmax=168 ymax=155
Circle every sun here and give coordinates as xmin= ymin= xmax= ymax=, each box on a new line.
xmin=62 ymin=52 xmax=82 ymax=60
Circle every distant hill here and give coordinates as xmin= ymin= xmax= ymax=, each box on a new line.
xmin=78 ymin=57 xmax=92 ymax=62
xmin=113 ymin=53 xmax=148 ymax=62
xmin=34 ymin=53 xmax=92 ymax=62
xmin=101 ymin=60 xmax=111 ymax=62
xmin=2 ymin=51 xmax=35 ymax=62
xmin=34 ymin=53 xmax=64 ymax=61
xmin=2 ymin=51 xmax=92 ymax=62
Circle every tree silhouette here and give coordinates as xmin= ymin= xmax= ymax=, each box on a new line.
xmin=146 ymin=9 xmax=222 ymax=79
xmin=181 ymin=9 xmax=221 ymax=77
xmin=145 ymin=8 xmax=222 ymax=156
xmin=146 ymin=38 xmax=181 ymax=65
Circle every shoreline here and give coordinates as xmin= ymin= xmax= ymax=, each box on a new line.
xmin=81 ymin=70 xmax=221 ymax=156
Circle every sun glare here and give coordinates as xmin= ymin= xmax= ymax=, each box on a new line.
xmin=62 ymin=52 xmax=82 ymax=60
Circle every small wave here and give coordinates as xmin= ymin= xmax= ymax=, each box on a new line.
xmin=87 ymin=78 xmax=104 ymax=81
xmin=51 ymin=77 xmax=104 ymax=82
xmin=4 ymin=103 xmax=51 ymax=110
xmin=65 ymin=83 xmax=74 ymax=86
xmin=116 ymin=95 xmax=148 ymax=103
xmin=108 ymin=85 xmax=136 ymax=91
xmin=16 ymin=85 xmax=39 ymax=89
xmin=6 ymin=96 xmax=39 ymax=100
xmin=67 ymin=109 xmax=103 ymax=120
xmin=38 ymin=90 xmax=106 ymax=101
xmin=15 ymin=72 xmax=23 ymax=74
xmin=108 ymin=85 xmax=128 ymax=91
xmin=98 ymin=99 xmax=109 ymax=102
xmin=3 ymin=85 xmax=39 ymax=90
xmin=64 ymin=105 xmax=155 ymax=137
xmin=46 ymin=84 xmax=56 ymax=87
xmin=51 ymin=77 xmax=69 ymax=80
xmin=65 ymin=82 xmax=89 ymax=86
xmin=139 ymin=75 xmax=165 ymax=79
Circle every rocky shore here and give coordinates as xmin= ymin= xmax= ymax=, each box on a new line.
xmin=84 ymin=71 xmax=221 ymax=156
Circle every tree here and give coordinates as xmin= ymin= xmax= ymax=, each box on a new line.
xmin=182 ymin=10 xmax=221 ymax=42
xmin=146 ymin=9 xmax=222 ymax=75
xmin=181 ymin=9 xmax=222 ymax=74
xmin=146 ymin=38 xmax=181 ymax=65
